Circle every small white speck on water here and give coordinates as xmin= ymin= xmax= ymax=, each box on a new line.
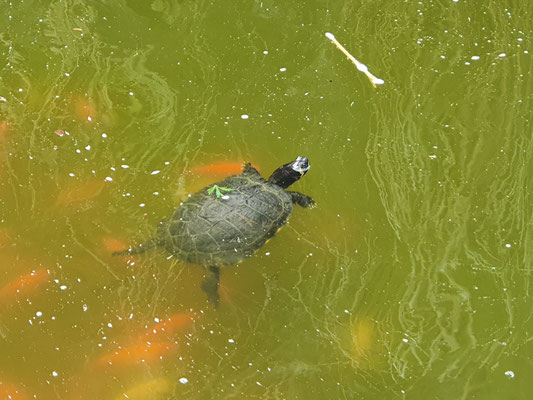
xmin=65 ymin=72 xmax=70 ymax=77
xmin=241 ymin=114 xmax=249 ymax=119
xmin=256 ymin=381 xmax=263 ymax=387
xmin=121 ymin=164 xmax=129 ymax=169
xmin=87 ymin=116 xmax=92 ymax=121
xmin=129 ymin=91 xmax=134 ymax=96
xmin=505 ymin=243 xmax=512 ymax=248
xmin=85 ymin=145 xmax=91 ymax=150
xmin=498 ymin=53 xmax=507 ymax=58
xmin=59 ymin=285 xmax=67 ymax=290
xmin=52 ymin=371 xmax=58 ymax=377
xmin=139 ymin=203 xmax=145 ymax=207
xmin=471 ymin=55 xmax=480 ymax=60
xmin=179 ymin=377 xmax=189 ymax=384
xmin=107 ymin=323 xmax=113 ymax=328
xmin=402 ymin=338 xmax=409 ymax=343
xmin=101 ymin=133 xmax=107 ymax=138
xmin=68 ymin=173 xmax=75 ymax=177
xmin=228 ymin=338 xmax=235 ymax=343
xmin=263 ymin=50 xmax=269 ymax=54
xmin=82 ymin=304 xmax=88 ymax=312
xmin=105 ymin=177 xmax=113 ymax=182
xmin=280 ymin=67 xmax=287 ymax=72
xmin=504 ymin=370 xmax=515 ymax=378
xmin=221 ymin=195 xmax=230 ymax=200
xmin=265 ymin=252 xmax=270 ymax=256
xmin=36 ymin=311 xmax=43 ymax=317
xmin=151 ymin=170 xmax=160 ymax=175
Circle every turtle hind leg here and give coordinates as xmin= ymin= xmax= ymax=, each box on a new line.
xmin=242 ymin=162 xmax=261 ymax=176
xmin=287 ymin=191 xmax=316 ymax=208
xmin=201 ymin=266 xmax=220 ymax=307
xmin=111 ymin=238 xmax=158 ymax=256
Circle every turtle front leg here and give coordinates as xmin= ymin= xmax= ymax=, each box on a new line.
xmin=287 ymin=191 xmax=315 ymax=208
xmin=201 ymin=266 xmax=221 ymax=306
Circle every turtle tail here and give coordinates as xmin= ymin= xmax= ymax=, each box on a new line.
xmin=111 ymin=238 xmax=159 ymax=256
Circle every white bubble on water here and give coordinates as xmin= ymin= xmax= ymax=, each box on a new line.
xmin=504 ymin=370 xmax=515 ymax=378
xmin=179 ymin=377 xmax=189 ymax=384
xmin=241 ymin=114 xmax=249 ymax=119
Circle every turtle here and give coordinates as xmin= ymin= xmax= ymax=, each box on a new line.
xmin=114 ymin=156 xmax=314 ymax=305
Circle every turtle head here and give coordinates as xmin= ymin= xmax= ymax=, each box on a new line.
xmin=268 ymin=156 xmax=310 ymax=189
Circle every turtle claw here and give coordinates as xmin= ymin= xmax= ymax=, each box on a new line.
xmin=201 ymin=266 xmax=220 ymax=307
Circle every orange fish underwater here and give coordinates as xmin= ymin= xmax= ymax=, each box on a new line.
xmin=141 ymin=312 xmax=196 ymax=342
xmin=94 ymin=341 xmax=175 ymax=369
xmin=0 ymin=380 xmax=28 ymax=400
xmin=0 ymin=269 xmax=50 ymax=303
xmin=55 ymin=180 xmax=106 ymax=207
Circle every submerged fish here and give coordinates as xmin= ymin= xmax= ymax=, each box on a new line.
xmin=55 ymin=180 xmax=106 ymax=207
xmin=114 ymin=377 xmax=172 ymax=400
xmin=73 ymin=96 xmax=96 ymax=122
xmin=141 ymin=312 xmax=196 ymax=342
xmin=0 ymin=121 xmax=9 ymax=140
xmin=102 ymin=237 xmax=136 ymax=264
xmin=0 ymin=379 xmax=29 ymax=400
xmin=0 ymin=269 xmax=50 ymax=302
xmin=94 ymin=341 xmax=175 ymax=369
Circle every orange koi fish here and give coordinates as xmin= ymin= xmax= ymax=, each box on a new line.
xmin=94 ymin=341 xmax=175 ymax=369
xmin=141 ymin=312 xmax=196 ymax=342
xmin=102 ymin=237 xmax=136 ymax=264
xmin=0 ymin=380 xmax=28 ymax=400
xmin=114 ymin=377 xmax=172 ymax=400
xmin=55 ymin=180 xmax=106 ymax=207
xmin=73 ymin=96 xmax=96 ymax=122
xmin=0 ymin=121 xmax=9 ymax=140
xmin=191 ymin=162 xmax=260 ymax=177
xmin=0 ymin=269 xmax=50 ymax=302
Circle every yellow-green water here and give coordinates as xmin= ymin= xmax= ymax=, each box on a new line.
xmin=1 ymin=0 xmax=532 ymax=398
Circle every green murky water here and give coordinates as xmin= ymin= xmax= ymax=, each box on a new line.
xmin=1 ymin=0 xmax=532 ymax=398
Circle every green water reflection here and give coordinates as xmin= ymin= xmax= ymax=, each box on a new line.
xmin=1 ymin=0 xmax=532 ymax=398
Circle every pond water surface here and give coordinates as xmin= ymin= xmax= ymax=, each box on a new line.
xmin=1 ymin=0 xmax=532 ymax=399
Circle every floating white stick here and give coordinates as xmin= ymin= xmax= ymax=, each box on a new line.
xmin=325 ymin=32 xmax=385 ymax=88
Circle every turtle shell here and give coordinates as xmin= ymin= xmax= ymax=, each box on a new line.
xmin=156 ymin=167 xmax=293 ymax=266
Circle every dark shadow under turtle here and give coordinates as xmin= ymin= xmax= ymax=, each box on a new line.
xmin=113 ymin=156 xmax=314 ymax=306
